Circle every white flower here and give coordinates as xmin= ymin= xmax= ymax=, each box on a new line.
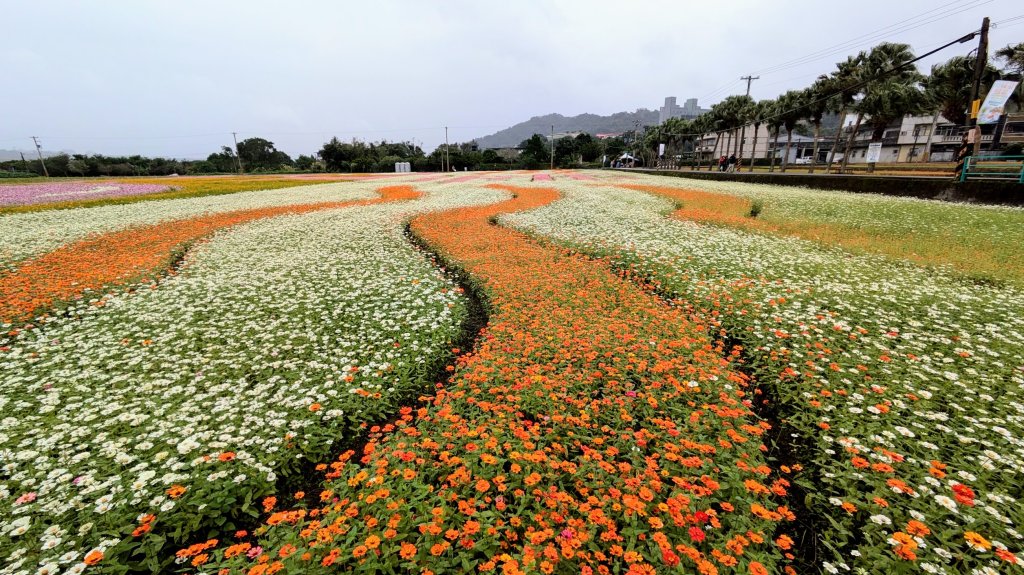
xmin=934 ymin=495 xmax=958 ymax=513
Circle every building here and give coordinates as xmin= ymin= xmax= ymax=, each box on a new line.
xmin=695 ymin=124 xmax=820 ymax=164
xmin=659 ymin=97 xmax=708 ymax=124
xmin=839 ymin=111 xmax=1021 ymax=164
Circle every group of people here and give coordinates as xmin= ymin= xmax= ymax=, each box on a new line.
xmin=717 ymin=154 xmax=740 ymax=172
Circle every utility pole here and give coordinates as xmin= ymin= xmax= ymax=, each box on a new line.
xmin=969 ymin=17 xmax=989 ymax=160
xmin=740 ymin=75 xmax=759 ymax=97
xmin=739 ymin=76 xmax=759 ymax=162
xmin=444 ymin=126 xmax=450 ymax=172
xmin=956 ymin=17 xmax=989 ymax=180
xmin=232 ymin=132 xmax=244 ymax=174
xmin=31 ymin=137 xmax=49 ymax=177
xmin=550 ymin=124 xmax=554 ymax=170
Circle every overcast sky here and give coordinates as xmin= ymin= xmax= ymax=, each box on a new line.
xmin=1 ymin=0 xmax=1021 ymax=158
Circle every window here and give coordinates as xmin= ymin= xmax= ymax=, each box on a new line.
xmin=913 ymin=125 xmax=930 ymax=138
xmin=1005 ymin=122 xmax=1024 ymax=135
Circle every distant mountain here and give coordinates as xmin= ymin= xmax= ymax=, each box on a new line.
xmin=473 ymin=109 xmax=660 ymax=148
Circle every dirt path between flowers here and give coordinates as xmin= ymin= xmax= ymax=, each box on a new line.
xmin=188 ymin=184 xmax=795 ymax=575
xmin=0 ymin=185 xmax=420 ymax=326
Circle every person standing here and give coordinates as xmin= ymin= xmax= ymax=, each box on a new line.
xmin=727 ymin=154 xmax=737 ymax=173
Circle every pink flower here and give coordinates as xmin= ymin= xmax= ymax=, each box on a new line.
xmin=561 ymin=529 xmax=574 ymax=540
xmin=625 ymin=391 xmax=637 ymax=397
xmin=15 ymin=492 xmax=37 ymax=505
xmin=246 ymin=546 xmax=263 ymax=559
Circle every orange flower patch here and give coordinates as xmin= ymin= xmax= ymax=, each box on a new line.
xmin=193 ymin=183 xmax=791 ymax=574
xmin=0 ymin=185 xmax=420 ymax=325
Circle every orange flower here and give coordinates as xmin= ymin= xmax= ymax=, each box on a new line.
xmin=83 ymin=550 xmax=104 ymax=565
xmin=400 ymin=542 xmax=417 ymax=560
xmin=167 ymin=485 xmax=186 ymax=499
xmin=218 ymin=451 xmax=236 ymax=462
xmin=749 ymin=561 xmax=769 ymax=575
xmin=964 ymin=531 xmax=992 ymax=551
xmin=906 ymin=520 xmax=930 ymax=537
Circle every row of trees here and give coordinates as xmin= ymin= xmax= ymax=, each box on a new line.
xmin=2 ymin=133 xmax=626 ymax=177
xmin=0 ymin=137 xmax=302 ymax=178
xmin=640 ymin=41 xmax=1024 ymax=173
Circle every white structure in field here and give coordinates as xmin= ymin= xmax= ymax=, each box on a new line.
xmin=394 ymin=162 xmax=412 ymax=172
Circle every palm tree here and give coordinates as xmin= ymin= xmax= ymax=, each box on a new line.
xmin=775 ymin=90 xmax=806 ymax=172
xmin=802 ymin=77 xmax=832 ymax=173
xmin=692 ymin=114 xmax=713 ymax=170
xmin=704 ymin=106 xmax=727 ymax=171
xmin=826 ymin=55 xmax=865 ymax=172
xmin=732 ymin=96 xmax=755 ymax=161
xmin=747 ymin=99 xmax=774 ymax=172
xmin=854 ymin=43 xmax=927 ymax=173
xmin=921 ymin=56 xmax=999 ymax=161
xmin=766 ymin=106 xmax=785 ymax=173
xmin=714 ymin=95 xmax=755 ymax=161
xmin=995 ymin=43 xmax=1024 ymax=111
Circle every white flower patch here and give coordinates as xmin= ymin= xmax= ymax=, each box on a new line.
xmin=0 ymin=181 xmax=505 ymax=571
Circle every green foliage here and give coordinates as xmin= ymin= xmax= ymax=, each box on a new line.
xmin=925 ymin=56 xmax=999 ymax=126
xmin=517 ymin=134 xmax=550 ymax=168
xmin=856 ymin=43 xmax=927 ymax=141
xmin=318 ymin=137 xmax=424 ymax=172
xmin=235 ymin=137 xmax=293 ymax=171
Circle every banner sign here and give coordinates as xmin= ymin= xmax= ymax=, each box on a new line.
xmin=865 ymin=142 xmax=883 ymax=164
xmin=978 ymin=80 xmax=1020 ymax=124
xmin=658 ymin=143 xmax=666 ymax=157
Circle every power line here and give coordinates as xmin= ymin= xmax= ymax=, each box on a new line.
xmin=662 ymin=28 xmax=982 ymax=140
xmin=751 ymin=0 xmax=993 ymax=76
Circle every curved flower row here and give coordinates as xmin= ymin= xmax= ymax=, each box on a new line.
xmin=0 ymin=183 xmax=502 ymax=574
xmin=192 ymin=183 xmax=795 ymax=575
xmin=505 ymin=177 xmax=1024 ymax=574
xmin=619 ymin=176 xmax=1024 ymax=286
xmin=0 ymin=185 xmax=420 ymax=325
xmin=0 ymin=180 xmax=390 ymax=272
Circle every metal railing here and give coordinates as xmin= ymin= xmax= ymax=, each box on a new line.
xmin=957 ymin=156 xmax=1024 ymax=182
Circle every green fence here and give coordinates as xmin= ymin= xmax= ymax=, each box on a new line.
xmin=958 ymin=156 xmax=1024 ymax=183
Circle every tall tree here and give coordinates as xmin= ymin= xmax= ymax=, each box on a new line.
xmin=802 ymin=77 xmax=832 ymax=173
xmin=921 ymin=56 xmax=999 ymax=161
xmin=775 ymin=90 xmax=806 ymax=172
xmin=853 ymin=42 xmax=927 ymax=172
xmin=995 ymin=42 xmax=1024 ymax=111
xmin=826 ymin=55 xmax=865 ymax=172
xmin=236 ymin=137 xmax=293 ymax=171
xmin=747 ymin=99 xmax=774 ymax=172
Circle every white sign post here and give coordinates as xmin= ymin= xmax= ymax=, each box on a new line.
xmin=658 ymin=143 xmax=666 ymax=158
xmin=978 ymin=80 xmax=1020 ymax=125
xmin=865 ymin=142 xmax=883 ymax=164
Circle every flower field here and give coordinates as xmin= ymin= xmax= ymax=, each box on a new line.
xmin=506 ymin=173 xmax=1024 ymax=573
xmin=1 ymin=171 xmax=1022 ymax=575
xmin=0 ymin=181 xmax=173 ymax=207
xmin=0 ymin=178 xmax=502 ymax=573
xmin=0 ymin=176 xmax=353 ymax=214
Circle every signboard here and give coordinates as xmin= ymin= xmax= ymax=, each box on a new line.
xmin=978 ymin=80 xmax=1020 ymax=124
xmin=865 ymin=142 xmax=883 ymax=164
xmin=658 ymin=143 xmax=666 ymax=158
